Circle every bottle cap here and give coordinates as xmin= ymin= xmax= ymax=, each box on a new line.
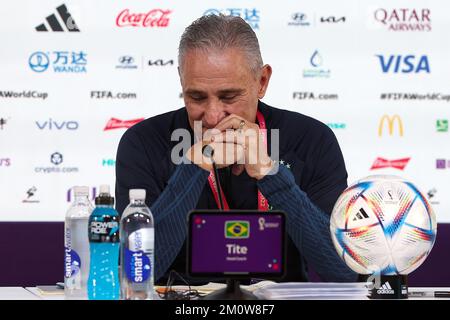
xmin=73 ymin=186 xmax=89 ymax=196
xmin=129 ymin=189 xmax=146 ymax=200
xmin=95 ymin=184 xmax=114 ymax=205
xmin=95 ymin=194 xmax=114 ymax=206
xmin=99 ymin=184 xmax=110 ymax=195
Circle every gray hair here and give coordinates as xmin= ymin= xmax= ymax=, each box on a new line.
xmin=178 ymin=14 xmax=263 ymax=75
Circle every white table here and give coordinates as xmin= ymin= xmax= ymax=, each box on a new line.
xmin=408 ymin=287 xmax=450 ymax=300
xmin=19 ymin=286 xmax=450 ymax=300
xmin=25 ymin=287 xmax=64 ymax=300
xmin=0 ymin=287 xmax=40 ymax=300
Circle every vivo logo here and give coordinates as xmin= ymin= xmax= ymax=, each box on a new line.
xmin=376 ymin=55 xmax=430 ymax=73
xmin=36 ymin=119 xmax=79 ymax=130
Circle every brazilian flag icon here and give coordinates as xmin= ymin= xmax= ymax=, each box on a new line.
xmin=225 ymin=221 xmax=250 ymax=239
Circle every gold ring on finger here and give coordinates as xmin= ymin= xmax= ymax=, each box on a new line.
xmin=238 ymin=120 xmax=245 ymax=133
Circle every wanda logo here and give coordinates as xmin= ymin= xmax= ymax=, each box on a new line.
xmin=116 ymin=9 xmax=172 ymax=27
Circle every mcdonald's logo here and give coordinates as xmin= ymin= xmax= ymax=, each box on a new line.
xmin=378 ymin=115 xmax=404 ymax=136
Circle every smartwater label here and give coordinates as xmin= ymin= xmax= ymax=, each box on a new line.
xmin=124 ymin=229 xmax=154 ymax=283
xmin=65 ymin=247 xmax=81 ymax=278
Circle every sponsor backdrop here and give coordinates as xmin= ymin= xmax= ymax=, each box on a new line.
xmin=1 ymin=0 xmax=449 ymax=286
xmin=0 ymin=1 xmax=448 ymax=221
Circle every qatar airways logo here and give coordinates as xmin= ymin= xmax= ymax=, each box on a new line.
xmin=116 ymin=9 xmax=172 ymax=28
xmin=373 ymin=8 xmax=431 ymax=31
xmin=104 ymin=118 xmax=144 ymax=131
xmin=370 ymin=157 xmax=411 ymax=170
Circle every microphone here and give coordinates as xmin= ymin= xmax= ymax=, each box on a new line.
xmin=202 ymin=144 xmax=224 ymax=210
xmin=202 ymin=144 xmax=214 ymax=159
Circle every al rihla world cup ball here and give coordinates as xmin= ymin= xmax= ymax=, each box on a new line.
xmin=330 ymin=175 xmax=437 ymax=275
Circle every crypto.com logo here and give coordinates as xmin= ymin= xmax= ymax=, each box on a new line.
xmin=170 ymin=120 xmax=280 ymax=174
xmin=378 ymin=115 xmax=404 ymax=136
xmin=51 ymin=152 xmax=63 ymax=165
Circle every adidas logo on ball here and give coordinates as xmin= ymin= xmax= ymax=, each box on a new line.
xmin=353 ymin=208 xmax=369 ymax=221
xmin=377 ymin=281 xmax=395 ymax=294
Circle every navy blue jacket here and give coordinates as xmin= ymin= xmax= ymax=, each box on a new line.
xmin=115 ymin=101 xmax=357 ymax=284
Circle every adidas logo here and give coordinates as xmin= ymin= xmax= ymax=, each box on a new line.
xmin=377 ymin=281 xmax=395 ymax=295
xmin=36 ymin=4 xmax=80 ymax=32
xmin=353 ymin=208 xmax=369 ymax=221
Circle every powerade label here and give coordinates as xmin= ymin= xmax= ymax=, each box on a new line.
xmin=89 ymin=216 xmax=119 ymax=243
xmin=64 ymin=247 xmax=81 ymax=278
xmin=124 ymin=229 xmax=154 ymax=283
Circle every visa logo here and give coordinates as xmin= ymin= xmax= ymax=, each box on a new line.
xmin=376 ymin=55 xmax=430 ymax=73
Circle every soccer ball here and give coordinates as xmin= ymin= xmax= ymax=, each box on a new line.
xmin=330 ymin=175 xmax=437 ymax=275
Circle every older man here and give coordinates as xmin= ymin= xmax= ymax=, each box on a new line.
xmin=115 ymin=14 xmax=357 ymax=284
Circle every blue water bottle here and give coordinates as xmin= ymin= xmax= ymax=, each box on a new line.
xmin=87 ymin=184 xmax=120 ymax=300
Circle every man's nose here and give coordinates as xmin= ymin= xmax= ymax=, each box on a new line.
xmin=203 ymin=103 xmax=226 ymax=128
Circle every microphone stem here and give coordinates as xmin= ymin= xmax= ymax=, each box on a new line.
xmin=212 ymin=160 xmax=225 ymax=210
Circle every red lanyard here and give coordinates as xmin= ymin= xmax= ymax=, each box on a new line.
xmin=207 ymin=111 xmax=269 ymax=211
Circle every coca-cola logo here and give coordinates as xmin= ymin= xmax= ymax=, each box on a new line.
xmin=116 ymin=9 xmax=172 ymax=28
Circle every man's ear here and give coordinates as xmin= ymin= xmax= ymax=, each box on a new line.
xmin=257 ymin=64 xmax=272 ymax=99
xmin=178 ymin=66 xmax=183 ymax=85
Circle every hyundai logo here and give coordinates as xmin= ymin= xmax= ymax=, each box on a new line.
xmin=119 ymin=56 xmax=134 ymax=64
xmin=292 ymin=13 xmax=307 ymax=22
